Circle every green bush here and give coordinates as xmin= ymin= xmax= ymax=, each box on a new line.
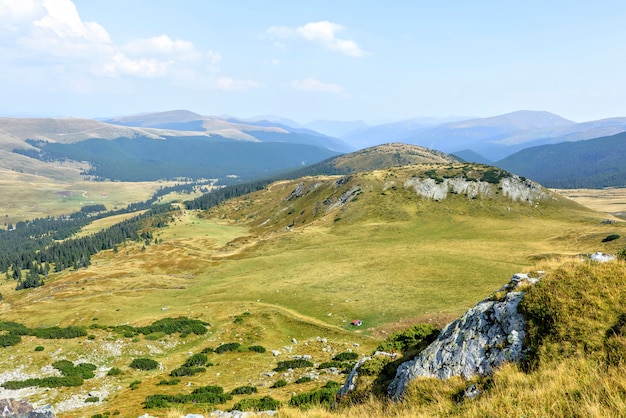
xmin=129 ymin=358 xmax=159 ymax=371
xmin=376 ymin=323 xmax=439 ymax=353
xmin=232 ymin=396 xmax=281 ymax=411
xmin=215 ymin=342 xmax=240 ymax=353
xmin=2 ymin=375 xmax=84 ymax=389
xmin=157 ymin=378 xmax=180 ymax=386
xmin=107 ymin=367 xmax=122 ymax=376
xmin=34 ymin=345 xmax=44 ymax=352
xmin=248 ymin=345 xmax=266 ymax=353
xmin=602 ymin=234 xmax=621 ymax=243
xmin=201 ymin=346 xmax=214 ymax=354
xmin=85 ymin=396 xmax=99 ymax=403
xmin=170 ymin=366 xmax=206 ymax=377
xmin=0 ymin=333 xmax=21 ymax=347
xmin=144 ymin=386 xmax=231 ymax=409
xmin=271 ymin=379 xmax=287 ymax=388
xmin=129 ymin=380 xmax=141 ymax=390
xmin=52 ymin=360 xmax=96 ymax=379
xmin=333 ymin=352 xmax=358 ymax=361
xmin=183 ymin=353 xmax=207 ymax=367
xmin=137 ymin=317 xmax=209 ymax=336
xmin=30 ymin=326 xmax=87 ymax=339
xmin=289 ymin=387 xmax=337 ymax=409
xmin=359 ymin=356 xmax=392 ymax=376
xmin=274 ymin=359 xmax=313 ymax=372
xmin=231 ymin=385 xmax=257 ymax=395
xmin=295 ymin=376 xmax=312 ymax=384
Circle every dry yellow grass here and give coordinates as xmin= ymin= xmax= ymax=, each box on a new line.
xmin=553 ymin=187 xmax=626 ymax=216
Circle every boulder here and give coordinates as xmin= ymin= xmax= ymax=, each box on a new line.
xmin=388 ymin=273 xmax=539 ymax=400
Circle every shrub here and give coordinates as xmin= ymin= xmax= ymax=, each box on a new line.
xmin=30 ymin=326 xmax=87 ymax=339
xmin=360 ymin=356 xmax=392 ymax=376
xmin=215 ymin=342 xmax=240 ymax=353
xmin=602 ymin=234 xmax=621 ymax=243
xmin=129 ymin=380 xmax=141 ymax=390
xmin=85 ymin=396 xmax=99 ymax=403
xmin=201 ymin=346 xmax=214 ymax=354
xmin=232 ymin=396 xmax=281 ymax=411
xmin=129 ymin=358 xmax=159 ymax=371
xmin=231 ymin=385 xmax=257 ymax=395
xmin=107 ymin=367 xmax=122 ymax=376
xmin=34 ymin=345 xmax=44 ymax=352
xmin=0 ymin=333 xmax=21 ymax=347
xmin=157 ymin=378 xmax=180 ymax=386
xmin=318 ymin=361 xmax=344 ymax=370
xmin=183 ymin=353 xmax=207 ymax=367
xmin=289 ymin=387 xmax=337 ymax=409
xmin=170 ymin=366 xmax=206 ymax=377
xmin=137 ymin=317 xmax=209 ymax=336
xmin=295 ymin=376 xmax=312 ymax=384
xmin=333 ymin=352 xmax=358 ymax=361
xmin=274 ymin=359 xmax=313 ymax=372
xmin=271 ymin=379 xmax=287 ymax=388
xmin=53 ymin=360 xmax=96 ymax=379
xmin=376 ymin=324 xmax=439 ymax=353
xmin=248 ymin=345 xmax=266 ymax=353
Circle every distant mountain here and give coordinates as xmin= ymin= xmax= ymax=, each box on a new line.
xmin=452 ymin=149 xmax=494 ymax=165
xmin=496 ymin=131 xmax=626 ymax=188
xmin=340 ymin=111 xmax=626 ymax=162
xmin=341 ymin=117 xmax=468 ymax=150
xmin=106 ymin=110 xmax=351 ymax=152
xmin=400 ymin=111 xmax=575 ymax=157
xmin=0 ymin=115 xmax=343 ymax=182
xmin=303 ymin=120 xmax=369 ymax=138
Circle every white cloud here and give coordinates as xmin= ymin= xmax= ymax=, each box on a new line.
xmin=34 ymin=0 xmax=110 ymax=43
xmin=101 ymin=52 xmax=171 ymax=78
xmin=0 ymin=0 xmax=232 ymax=90
xmin=291 ymin=77 xmax=343 ymax=93
xmin=216 ymin=77 xmax=264 ymax=91
xmin=265 ymin=20 xmax=367 ymax=57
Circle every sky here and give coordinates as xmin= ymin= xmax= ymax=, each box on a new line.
xmin=1 ymin=0 xmax=626 ymax=124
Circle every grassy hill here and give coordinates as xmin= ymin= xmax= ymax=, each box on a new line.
xmin=1 ymin=160 xmax=625 ymax=416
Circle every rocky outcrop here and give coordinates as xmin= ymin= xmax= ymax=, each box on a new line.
xmin=0 ymin=399 xmax=55 ymax=417
xmin=403 ymin=175 xmax=545 ymax=203
xmin=388 ymin=273 xmax=540 ymax=400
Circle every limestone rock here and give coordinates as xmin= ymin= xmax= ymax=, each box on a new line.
xmin=0 ymin=399 xmax=56 ymax=417
xmin=388 ymin=273 xmax=539 ymax=400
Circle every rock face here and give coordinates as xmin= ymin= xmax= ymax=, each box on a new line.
xmin=0 ymin=399 xmax=55 ymax=417
xmin=388 ymin=273 xmax=539 ymax=400
xmin=403 ymin=175 xmax=546 ymax=203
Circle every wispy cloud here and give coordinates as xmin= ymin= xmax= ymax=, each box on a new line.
xmin=291 ymin=77 xmax=344 ymax=94
xmin=266 ymin=20 xmax=368 ymax=57
xmin=217 ymin=77 xmax=264 ymax=91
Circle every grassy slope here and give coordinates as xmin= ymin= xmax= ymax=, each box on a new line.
xmin=1 ymin=164 xmax=625 ymax=416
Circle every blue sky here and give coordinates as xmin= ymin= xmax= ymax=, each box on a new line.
xmin=1 ymin=0 xmax=626 ymax=124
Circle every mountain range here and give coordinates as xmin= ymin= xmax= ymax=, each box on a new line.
xmin=3 ymin=109 xmax=626 ymax=188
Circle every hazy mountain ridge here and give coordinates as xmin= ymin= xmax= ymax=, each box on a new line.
xmin=496 ymin=131 xmax=626 ymax=188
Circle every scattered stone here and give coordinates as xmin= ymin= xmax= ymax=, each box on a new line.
xmin=590 ymin=252 xmax=616 ymax=262
xmin=271 ymin=350 xmax=281 ymax=357
xmin=462 ymin=383 xmax=482 ymax=400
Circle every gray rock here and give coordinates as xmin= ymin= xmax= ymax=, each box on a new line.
xmin=590 ymin=252 xmax=615 ymax=262
xmin=0 ymin=399 xmax=55 ymax=418
xmin=388 ymin=274 xmax=539 ymax=400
